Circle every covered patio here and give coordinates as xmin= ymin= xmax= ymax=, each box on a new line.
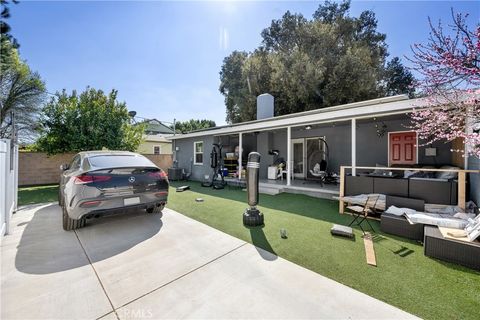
xmin=229 ymin=102 xmax=461 ymax=200
xmin=171 ymin=94 xmax=477 ymax=205
xmin=258 ymin=178 xmax=340 ymax=198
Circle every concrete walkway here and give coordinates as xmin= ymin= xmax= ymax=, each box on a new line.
xmin=1 ymin=203 xmax=417 ymax=319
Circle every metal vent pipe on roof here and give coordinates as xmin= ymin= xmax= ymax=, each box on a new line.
xmin=257 ymin=93 xmax=274 ymax=120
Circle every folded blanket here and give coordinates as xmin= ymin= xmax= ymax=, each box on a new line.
xmin=447 ymin=229 xmax=468 ymax=238
xmin=408 ymin=213 xmax=468 ymax=229
xmin=385 ymin=206 xmax=468 ymax=229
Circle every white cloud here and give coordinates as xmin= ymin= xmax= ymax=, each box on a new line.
xmin=219 ymin=26 xmax=229 ymax=51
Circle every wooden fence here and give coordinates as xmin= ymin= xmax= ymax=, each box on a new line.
xmin=18 ymin=152 xmax=173 ymax=186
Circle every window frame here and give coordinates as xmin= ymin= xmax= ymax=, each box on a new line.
xmin=69 ymin=155 xmax=81 ymax=171
xmin=193 ymin=141 xmax=204 ymax=165
xmin=153 ymin=145 xmax=161 ymax=155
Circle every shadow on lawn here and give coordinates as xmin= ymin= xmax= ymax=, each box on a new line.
xmin=172 ymin=182 xmax=480 ymax=275
xmin=247 ymin=225 xmax=278 ymax=261
xmin=172 ymin=181 xmax=372 ymax=229
xmin=172 ymin=182 xmax=423 ymax=256
xmin=371 ymin=234 xmax=415 ymax=258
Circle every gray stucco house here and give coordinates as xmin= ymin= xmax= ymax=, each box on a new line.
xmin=169 ymin=94 xmax=479 ymax=205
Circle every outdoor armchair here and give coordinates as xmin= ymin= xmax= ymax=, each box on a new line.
xmin=347 ymin=195 xmax=379 ymax=234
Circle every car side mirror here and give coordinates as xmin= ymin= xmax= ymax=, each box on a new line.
xmin=60 ymin=164 xmax=69 ymax=171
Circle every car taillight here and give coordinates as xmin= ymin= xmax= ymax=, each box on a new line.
xmin=148 ymin=171 xmax=168 ymax=179
xmin=80 ymin=200 xmax=102 ymax=207
xmin=74 ymin=174 xmax=111 ymax=184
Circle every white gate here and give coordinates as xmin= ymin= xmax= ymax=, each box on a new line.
xmin=1 ymin=139 xmax=18 ymax=237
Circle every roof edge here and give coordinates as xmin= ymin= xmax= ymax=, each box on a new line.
xmin=169 ymin=94 xmax=412 ymax=140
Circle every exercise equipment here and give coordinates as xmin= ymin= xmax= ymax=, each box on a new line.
xmin=201 ymin=143 xmax=226 ymax=189
xmin=176 ymin=186 xmax=190 ymax=192
xmin=307 ymin=137 xmax=337 ymax=185
xmin=330 ymin=224 xmax=354 ymax=238
xmin=182 ymin=157 xmax=193 ymax=180
xmin=243 ymin=152 xmax=264 ymax=226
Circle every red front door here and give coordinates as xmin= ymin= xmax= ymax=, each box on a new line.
xmin=389 ymin=132 xmax=417 ymax=165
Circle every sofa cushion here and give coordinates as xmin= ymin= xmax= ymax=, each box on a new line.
xmin=331 ymin=224 xmax=354 ymax=238
xmin=436 ymin=166 xmax=459 ymax=180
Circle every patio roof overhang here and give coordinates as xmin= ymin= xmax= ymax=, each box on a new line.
xmin=168 ymin=95 xmax=425 ymax=140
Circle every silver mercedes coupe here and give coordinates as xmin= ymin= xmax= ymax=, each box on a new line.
xmin=59 ymin=151 xmax=169 ymax=230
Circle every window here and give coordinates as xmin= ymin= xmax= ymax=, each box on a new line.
xmin=153 ymin=145 xmax=161 ymax=155
xmin=194 ymin=141 xmax=203 ymax=165
xmin=69 ymin=155 xmax=81 ymax=170
xmin=88 ymin=155 xmax=154 ymax=168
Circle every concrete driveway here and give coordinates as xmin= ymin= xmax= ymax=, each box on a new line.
xmin=1 ymin=203 xmax=417 ymax=320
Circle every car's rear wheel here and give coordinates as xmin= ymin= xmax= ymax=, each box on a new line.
xmin=62 ymin=205 xmax=86 ymax=231
xmin=58 ymin=189 xmax=63 ymax=207
xmin=146 ymin=204 xmax=165 ymax=214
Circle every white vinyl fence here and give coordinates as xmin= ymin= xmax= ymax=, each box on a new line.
xmin=1 ymin=139 xmax=18 ymax=237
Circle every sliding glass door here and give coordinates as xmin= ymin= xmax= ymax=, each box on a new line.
xmin=291 ymin=138 xmax=305 ymax=178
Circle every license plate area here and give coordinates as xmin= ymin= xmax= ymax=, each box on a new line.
xmin=124 ymin=197 xmax=140 ymax=206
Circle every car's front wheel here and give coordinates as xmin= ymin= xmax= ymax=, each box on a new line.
xmin=62 ymin=205 xmax=86 ymax=231
xmin=146 ymin=204 xmax=165 ymax=214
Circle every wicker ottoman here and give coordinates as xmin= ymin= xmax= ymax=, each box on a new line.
xmin=424 ymin=226 xmax=480 ymax=271
xmin=380 ymin=213 xmax=424 ymax=241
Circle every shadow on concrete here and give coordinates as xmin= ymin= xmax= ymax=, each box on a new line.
xmin=247 ymin=226 xmax=278 ymax=261
xmin=15 ymin=203 xmax=162 ymax=274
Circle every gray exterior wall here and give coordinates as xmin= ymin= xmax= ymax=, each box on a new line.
xmin=355 ymin=119 xmax=453 ymax=168
xmin=175 ymin=133 xmax=259 ymax=182
xmin=283 ymin=118 xmax=452 ymax=173
xmin=257 ymin=132 xmax=270 ymax=179
xmin=173 ymin=118 xmax=455 ymax=182
xmin=292 ymin=123 xmax=351 ymax=174
xmin=468 ymin=156 xmax=480 ymax=205
xmin=175 ymin=134 xmax=214 ymax=182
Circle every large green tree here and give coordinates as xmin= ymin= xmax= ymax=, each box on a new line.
xmin=1 ymin=0 xmax=19 ymax=69
xmin=0 ymin=42 xmax=45 ymax=140
xmin=36 ymin=88 xmax=144 ymax=154
xmin=1 ymin=0 xmax=45 ymax=140
xmin=382 ymin=57 xmax=415 ymax=98
xmin=219 ymin=0 xmax=415 ymax=123
xmin=173 ymin=119 xmax=216 ymax=134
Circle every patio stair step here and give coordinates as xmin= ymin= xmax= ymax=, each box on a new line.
xmin=259 ymin=184 xmax=284 ymax=195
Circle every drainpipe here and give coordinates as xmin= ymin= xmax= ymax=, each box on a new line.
xmin=351 ymin=118 xmax=356 ymax=176
xmin=172 ymin=118 xmax=176 ymax=167
xmin=464 ymin=113 xmax=470 ymax=170
xmin=287 ymin=126 xmax=291 ymax=186
xmin=238 ymin=132 xmax=243 ymax=179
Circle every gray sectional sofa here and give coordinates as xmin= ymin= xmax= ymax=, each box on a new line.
xmin=380 ymin=196 xmax=426 ymax=241
xmin=345 ymin=175 xmax=458 ymax=205
xmin=424 ymin=226 xmax=480 ymax=271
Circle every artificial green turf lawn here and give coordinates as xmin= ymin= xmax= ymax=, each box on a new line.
xmin=167 ymin=181 xmax=480 ymax=320
xmin=18 ymin=185 xmax=59 ymax=206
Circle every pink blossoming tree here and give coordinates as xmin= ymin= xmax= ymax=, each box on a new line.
xmin=408 ymin=10 xmax=480 ymax=158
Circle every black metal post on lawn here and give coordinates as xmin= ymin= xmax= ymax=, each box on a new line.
xmin=243 ymin=152 xmax=264 ymax=227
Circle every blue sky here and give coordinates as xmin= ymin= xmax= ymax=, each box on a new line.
xmin=9 ymin=1 xmax=480 ymax=125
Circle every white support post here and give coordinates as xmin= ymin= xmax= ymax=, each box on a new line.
xmin=238 ymin=132 xmax=243 ymax=179
xmin=287 ymin=126 xmax=291 ymax=186
xmin=351 ymin=118 xmax=356 ymax=176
